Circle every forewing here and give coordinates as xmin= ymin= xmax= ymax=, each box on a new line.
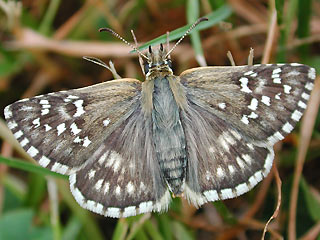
xmin=180 ymin=64 xmax=315 ymax=145
xmin=70 ymin=109 xmax=171 ymax=218
xmin=4 ymin=79 xmax=141 ymax=174
xmin=179 ymin=64 xmax=315 ymax=205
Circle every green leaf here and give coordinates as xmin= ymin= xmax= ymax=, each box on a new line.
xmin=38 ymin=0 xmax=62 ymax=35
xmin=300 ymin=177 xmax=320 ymax=222
xmin=187 ymin=0 xmax=206 ymax=66
xmin=112 ymin=218 xmax=128 ymax=240
xmin=172 ymin=221 xmax=194 ymax=240
xmin=62 ymin=216 xmax=83 ymax=240
xmin=0 ymin=155 xmax=67 ymax=179
xmin=213 ymin=201 xmax=237 ymax=225
xmin=0 ymin=209 xmax=53 ymax=240
xmin=25 ymin=174 xmax=47 ymax=208
xmin=144 ymin=220 xmax=164 ymax=240
xmin=275 ymin=0 xmax=285 ymax=25
xmin=136 ymin=5 xmax=232 ymax=51
xmin=156 ymin=214 xmax=173 ymax=240
xmin=297 ymin=0 xmax=312 ymax=58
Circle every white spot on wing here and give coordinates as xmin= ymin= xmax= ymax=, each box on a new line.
xmin=32 ymin=118 xmax=40 ymax=128
xmin=272 ymin=68 xmax=282 ymax=74
xmin=7 ymin=121 xmax=18 ymax=130
xmin=235 ymin=183 xmax=250 ymax=196
xmin=291 ymin=110 xmax=303 ymax=121
xmin=308 ymin=68 xmax=316 ymax=79
xmin=220 ymin=188 xmax=235 ymax=199
xmin=273 ymin=78 xmax=281 ymax=84
xmin=106 ymin=208 xmax=121 ymax=218
xmin=218 ymin=103 xmax=226 ymax=109
xmin=126 ymin=181 xmax=135 ymax=195
xmin=98 ymin=153 xmax=108 ymax=165
xmin=82 ymin=136 xmax=91 ymax=147
xmin=57 ymin=123 xmax=66 ymax=136
xmin=14 ymin=130 xmax=23 ymax=139
xmin=241 ymin=115 xmax=249 ymax=125
xmin=228 ymin=165 xmax=235 ymax=174
xmin=305 ymin=82 xmax=314 ymax=91
xmin=39 ymin=156 xmax=50 ymax=167
xmin=123 ymin=206 xmax=136 ymax=217
xmin=73 ymin=100 xmax=85 ymax=117
xmin=4 ymin=106 xmax=13 ymax=119
xmin=95 ymin=179 xmax=104 ymax=191
xmin=51 ymin=162 xmax=69 ymax=174
xmin=242 ymin=154 xmax=252 ymax=164
xmin=41 ymin=109 xmax=49 ymax=115
xmin=298 ymin=100 xmax=307 ymax=109
xmin=139 ymin=201 xmax=153 ymax=214
xmin=236 ymin=156 xmax=245 ymax=169
xmin=103 ymin=118 xmax=110 ymax=127
xmin=283 ymin=85 xmax=292 ymax=94
xmin=248 ymin=98 xmax=258 ymax=111
xmin=115 ymin=185 xmax=121 ymax=195
xmin=261 ymin=96 xmax=271 ymax=106
xmin=282 ymin=122 xmax=294 ymax=133
xmin=216 ymin=167 xmax=224 ymax=178
xmin=239 ymin=77 xmax=252 ymax=93
xmin=301 ymin=92 xmax=310 ymax=100
xmin=40 ymin=100 xmax=49 ymax=105
xmin=103 ymin=182 xmax=110 ymax=194
xmin=44 ymin=124 xmax=52 ymax=131
xmin=70 ymin=122 xmax=81 ymax=135
xmin=88 ymin=169 xmax=96 ymax=179
xmin=218 ymin=135 xmax=229 ymax=151
xmin=67 ymin=95 xmax=79 ymax=99
xmin=204 ymin=190 xmax=219 ymax=201
xmin=248 ymin=112 xmax=258 ymax=119
xmin=27 ymin=146 xmax=39 ymax=158
xmin=20 ymin=138 xmax=29 ymax=147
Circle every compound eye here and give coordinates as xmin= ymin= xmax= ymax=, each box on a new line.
xmin=167 ymin=59 xmax=173 ymax=70
xmin=144 ymin=62 xmax=150 ymax=74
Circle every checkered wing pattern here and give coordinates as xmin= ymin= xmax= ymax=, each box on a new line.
xmin=4 ymin=78 xmax=171 ymax=217
xmin=179 ymin=64 xmax=315 ymax=204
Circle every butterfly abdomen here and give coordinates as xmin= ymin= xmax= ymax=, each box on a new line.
xmin=152 ymin=77 xmax=187 ymax=195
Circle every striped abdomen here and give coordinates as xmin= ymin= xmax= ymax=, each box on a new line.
xmin=152 ymin=76 xmax=187 ymax=195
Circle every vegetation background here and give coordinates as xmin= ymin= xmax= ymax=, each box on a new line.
xmin=0 ymin=0 xmax=319 ymax=239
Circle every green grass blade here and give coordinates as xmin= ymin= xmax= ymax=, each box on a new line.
xmin=143 ymin=220 xmax=164 ymax=240
xmin=213 ymin=201 xmax=237 ymax=225
xmin=38 ymin=0 xmax=62 ymax=35
xmin=112 ymin=218 xmax=128 ymax=240
xmin=136 ymin=5 xmax=232 ymax=51
xmin=187 ymin=0 xmax=206 ymax=66
xmin=297 ymin=0 xmax=312 ymax=58
xmin=0 ymin=155 xmax=67 ymax=179
xmin=275 ymin=0 xmax=285 ymax=25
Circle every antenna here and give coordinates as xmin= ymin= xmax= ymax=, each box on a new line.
xmin=165 ymin=17 xmax=208 ymax=58
xmin=100 ymin=28 xmax=149 ymax=60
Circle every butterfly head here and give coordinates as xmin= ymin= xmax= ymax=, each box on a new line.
xmin=144 ymin=44 xmax=173 ymax=79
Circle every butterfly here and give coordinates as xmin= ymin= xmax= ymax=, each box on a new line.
xmin=4 ymin=18 xmax=315 ymax=218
